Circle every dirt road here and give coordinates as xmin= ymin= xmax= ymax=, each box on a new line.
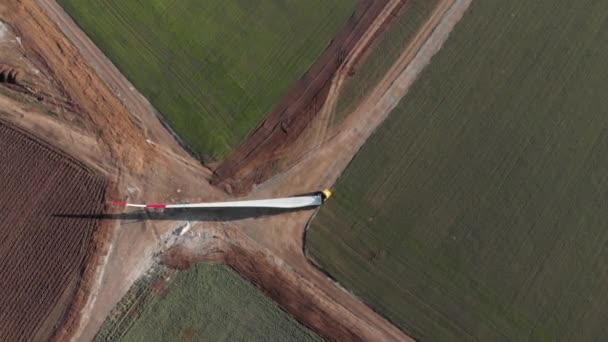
xmin=0 ymin=0 xmax=471 ymax=340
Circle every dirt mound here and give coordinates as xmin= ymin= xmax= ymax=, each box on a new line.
xmin=0 ymin=63 xmax=23 ymax=84
xmin=211 ymin=0 xmax=391 ymax=194
xmin=161 ymin=241 xmax=227 ymax=270
xmin=162 ymin=248 xmax=204 ymax=270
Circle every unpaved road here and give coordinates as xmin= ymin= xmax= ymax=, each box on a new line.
xmin=0 ymin=0 xmax=471 ymax=340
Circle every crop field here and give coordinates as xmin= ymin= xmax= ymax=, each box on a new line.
xmin=332 ymin=0 xmax=439 ymax=124
xmin=58 ymin=0 xmax=358 ymax=160
xmin=307 ymin=0 xmax=608 ymax=340
xmin=97 ymin=264 xmax=319 ymax=341
xmin=0 ymin=120 xmax=106 ymax=341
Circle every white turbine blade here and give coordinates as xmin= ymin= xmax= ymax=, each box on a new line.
xmin=165 ymin=195 xmax=322 ymax=209
xmin=109 ymin=193 xmax=327 ymax=210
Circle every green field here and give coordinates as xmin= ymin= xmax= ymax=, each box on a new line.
xmin=331 ymin=0 xmax=439 ymax=125
xmin=308 ymin=0 xmax=608 ymax=340
xmin=59 ymin=0 xmax=357 ymax=160
xmin=97 ymin=264 xmax=319 ymax=341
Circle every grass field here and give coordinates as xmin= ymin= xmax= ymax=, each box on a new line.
xmin=58 ymin=0 xmax=357 ymax=160
xmin=332 ymin=0 xmax=439 ymax=124
xmin=307 ymin=0 xmax=608 ymax=340
xmin=97 ymin=264 xmax=319 ymax=341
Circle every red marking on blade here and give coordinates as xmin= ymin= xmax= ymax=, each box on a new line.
xmin=108 ymin=201 xmax=127 ymax=206
xmin=146 ymin=204 xmax=166 ymax=209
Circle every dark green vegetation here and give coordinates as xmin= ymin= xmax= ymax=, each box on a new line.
xmin=308 ymin=0 xmax=608 ymax=340
xmin=59 ymin=0 xmax=357 ymax=159
xmin=96 ymin=265 xmax=319 ymax=341
xmin=332 ymin=0 xmax=439 ymax=124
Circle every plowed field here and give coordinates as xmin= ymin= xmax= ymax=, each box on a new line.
xmin=0 ymin=120 xmax=106 ymax=341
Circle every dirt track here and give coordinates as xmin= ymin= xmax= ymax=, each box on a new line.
xmin=36 ymin=0 xmax=195 ymax=161
xmin=0 ymin=0 xmax=470 ymax=340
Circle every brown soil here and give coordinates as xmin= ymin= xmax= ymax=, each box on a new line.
xmin=0 ymin=120 xmax=106 ymax=342
xmin=0 ymin=63 xmax=22 ymax=83
xmin=0 ymin=20 xmax=80 ymax=117
xmin=211 ymin=0 xmax=393 ymax=194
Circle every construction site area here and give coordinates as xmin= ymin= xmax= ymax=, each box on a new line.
xmin=3 ymin=0 xmax=608 ymax=340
